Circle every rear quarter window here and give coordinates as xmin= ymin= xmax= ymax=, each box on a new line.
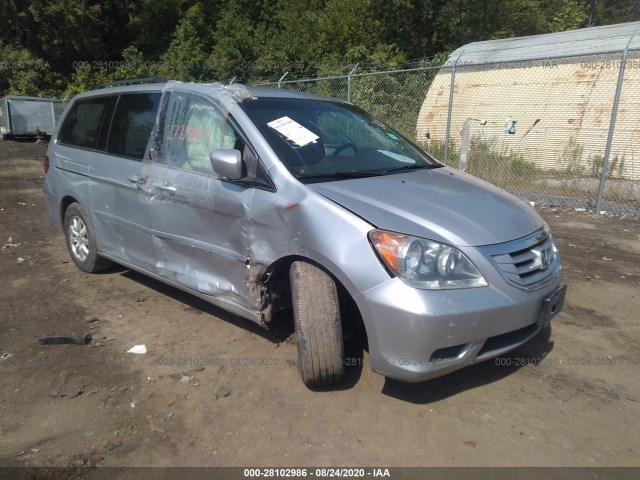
xmin=58 ymin=97 xmax=112 ymax=149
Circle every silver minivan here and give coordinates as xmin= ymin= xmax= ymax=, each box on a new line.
xmin=43 ymin=79 xmax=565 ymax=387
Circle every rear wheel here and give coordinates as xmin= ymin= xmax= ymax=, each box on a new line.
xmin=290 ymin=260 xmax=345 ymax=387
xmin=63 ymin=203 xmax=112 ymax=273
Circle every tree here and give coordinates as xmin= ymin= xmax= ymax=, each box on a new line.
xmin=161 ymin=2 xmax=214 ymax=81
xmin=593 ymin=0 xmax=640 ymax=24
xmin=128 ymin=0 xmax=189 ymax=59
xmin=1 ymin=0 xmax=639 ymax=96
xmin=551 ymin=1 xmax=590 ymax=32
xmin=0 ymin=44 xmax=59 ymax=96
xmin=207 ymin=0 xmax=269 ymax=81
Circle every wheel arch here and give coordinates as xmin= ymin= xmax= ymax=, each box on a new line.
xmin=60 ymin=195 xmax=79 ymax=228
xmin=258 ymin=254 xmax=366 ymax=341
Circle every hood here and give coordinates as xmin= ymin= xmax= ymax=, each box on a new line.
xmin=309 ymin=167 xmax=543 ymax=247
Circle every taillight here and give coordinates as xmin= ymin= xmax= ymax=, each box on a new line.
xmin=44 ymin=155 xmax=49 ymax=174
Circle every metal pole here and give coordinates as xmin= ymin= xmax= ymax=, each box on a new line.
xmin=443 ymin=52 xmax=462 ymax=164
xmin=347 ymin=63 xmax=359 ymax=102
xmin=459 ymin=118 xmax=471 ymax=171
xmin=277 ymin=72 xmax=288 ymax=89
xmin=595 ymin=34 xmax=634 ymax=214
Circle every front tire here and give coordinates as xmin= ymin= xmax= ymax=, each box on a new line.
xmin=63 ymin=203 xmax=112 ymax=273
xmin=290 ymin=261 xmax=345 ymax=387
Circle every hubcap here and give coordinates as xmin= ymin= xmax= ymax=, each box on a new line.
xmin=68 ymin=216 xmax=89 ymax=262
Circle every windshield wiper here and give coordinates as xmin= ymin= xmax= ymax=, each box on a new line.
xmin=383 ymin=164 xmax=443 ymax=173
xmin=295 ymin=171 xmax=384 ymax=179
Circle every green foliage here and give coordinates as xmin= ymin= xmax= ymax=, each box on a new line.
xmin=207 ymin=0 xmax=267 ymax=81
xmin=593 ymin=0 xmax=640 ymax=25
xmin=0 ymin=44 xmax=60 ymax=96
xmin=562 ymin=136 xmax=586 ymax=175
xmin=128 ymin=0 xmax=186 ymax=59
xmin=421 ymin=135 xmax=540 ymax=188
xmin=161 ymin=3 xmax=214 ymax=81
xmin=466 ymin=136 xmax=540 ymax=187
xmin=551 ymin=1 xmax=590 ymax=32
xmin=419 ymin=139 xmax=459 ymax=167
xmin=350 ymin=70 xmax=436 ymax=138
xmin=591 ymin=153 xmax=626 ymax=178
xmin=0 ymin=0 xmax=637 ymax=96
xmin=65 ymin=46 xmax=162 ymax=96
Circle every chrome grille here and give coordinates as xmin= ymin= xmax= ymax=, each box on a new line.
xmin=481 ymin=227 xmax=560 ymax=291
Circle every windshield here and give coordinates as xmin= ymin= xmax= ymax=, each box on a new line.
xmin=240 ymin=97 xmax=441 ymax=182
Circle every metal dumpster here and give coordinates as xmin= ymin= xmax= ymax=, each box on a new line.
xmin=0 ymin=96 xmax=64 ymax=140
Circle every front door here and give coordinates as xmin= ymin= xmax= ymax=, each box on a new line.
xmin=146 ymin=91 xmax=256 ymax=309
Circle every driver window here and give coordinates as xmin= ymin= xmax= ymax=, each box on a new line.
xmin=162 ymin=92 xmax=238 ymax=174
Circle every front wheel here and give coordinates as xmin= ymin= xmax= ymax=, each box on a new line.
xmin=63 ymin=203 xmax=112 ymax=273
xmin=290 ymin=261 xmax=345 ymax=387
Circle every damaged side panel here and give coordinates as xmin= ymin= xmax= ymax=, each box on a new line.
xmin=146 ymin=164 xmax=255 ymax=305
xmin=143 ymin=84 xmax=259 ymax=316
xmin=139 ymin=81 xmax=387 ymax=326
xmin=244 ymin=167 xmax=390 ymax=323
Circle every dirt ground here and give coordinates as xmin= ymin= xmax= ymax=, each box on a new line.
xmin=1 ymin=140 xmax=639 ymax=472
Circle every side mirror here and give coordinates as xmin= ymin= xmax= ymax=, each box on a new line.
xmin=210 ymin=149 xmax=244 ymax=180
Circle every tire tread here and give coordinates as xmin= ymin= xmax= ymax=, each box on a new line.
xmin=290 ymin=261 xmax=344 ymax=387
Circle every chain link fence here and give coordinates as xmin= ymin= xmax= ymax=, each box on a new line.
xmin=256 ymin=47 xmax=640 ymax=217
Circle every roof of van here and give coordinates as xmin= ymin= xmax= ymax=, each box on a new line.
xmin=82 ymin=82 xmax=343 ymax=103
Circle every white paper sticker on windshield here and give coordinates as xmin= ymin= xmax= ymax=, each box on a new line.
xmin=377 ymin=150 xmax=414 ymax=163
xmin=267 ymin=116 xmax=319 ymax=147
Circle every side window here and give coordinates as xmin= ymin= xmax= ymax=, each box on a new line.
xmin=162 ymin=92 xmax=239 ymax=174
xmin=58 ymin=97 xmax=112 ymax=149
xmin=107 ymin=93 xmax=161 ymax=160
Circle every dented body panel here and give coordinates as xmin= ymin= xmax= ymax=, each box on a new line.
xmin=44 ymin=81 xmax=564 ymax=383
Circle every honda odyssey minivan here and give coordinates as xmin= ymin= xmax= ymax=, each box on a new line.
xmin=43 ymin=79 xmax=565 ymax=387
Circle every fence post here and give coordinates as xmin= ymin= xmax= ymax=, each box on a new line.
xmin=459 ymin=118 xmax=471 ymax=171
xmin=277 ymin=72 xmax=288 ymax=89
xmin=595 ymin=35 xmax=634 ymax=215
xmin=347 ymin=63 xmax=359 ymax=102
xmin=443 ymin=52 xmax=462 ymax=165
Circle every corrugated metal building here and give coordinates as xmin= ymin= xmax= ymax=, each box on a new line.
xmin=417 ymin=22 xmax=640 ymax=179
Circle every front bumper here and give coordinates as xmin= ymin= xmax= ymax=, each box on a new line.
xmin=355 ymin=271 xmax=564 ymax=383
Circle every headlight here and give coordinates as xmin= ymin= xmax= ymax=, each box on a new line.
xmin=369 ymin=230 xmax=488 ymax=289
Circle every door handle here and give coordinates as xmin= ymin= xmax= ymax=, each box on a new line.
xmin=127 ymin=175 xmax=148 ymax=188
xmin=154 ymin=183 xmax=177 ymax=194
